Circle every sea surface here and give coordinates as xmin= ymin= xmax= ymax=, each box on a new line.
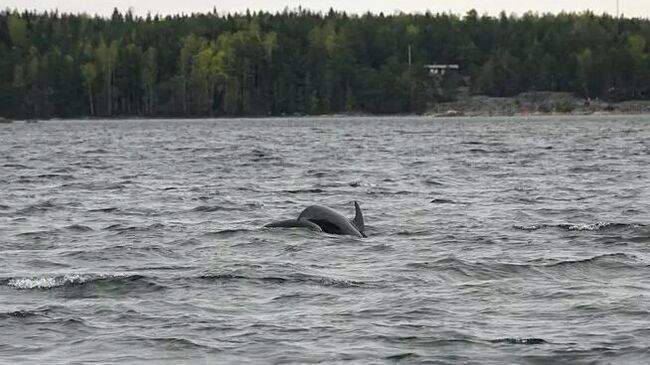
xmin=1 ymin=116 xmax=649 ymax=364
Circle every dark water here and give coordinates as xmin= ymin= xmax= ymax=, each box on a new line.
xmin=1 ymin=116 xmax=649 ymax=364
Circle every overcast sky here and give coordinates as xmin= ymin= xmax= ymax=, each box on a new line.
xmin=4 ymin=0 xmax=648 ymax=18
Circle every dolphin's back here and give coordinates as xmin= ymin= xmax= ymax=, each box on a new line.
xmin=264 ymin=218 xmax=323 ymax=232
xmin=298 ymin=205 xmax=362 ymax=237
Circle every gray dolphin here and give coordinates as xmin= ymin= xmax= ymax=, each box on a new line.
xmin=265 ymin=201 xmax=366 ymax=237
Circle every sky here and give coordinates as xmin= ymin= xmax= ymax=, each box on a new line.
xmin=3 ymin=0 xmax=649 ymax=18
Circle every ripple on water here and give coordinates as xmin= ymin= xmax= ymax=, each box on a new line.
xmin=197 ymin=272 xmax=371 ymax=288
xmin=2 ymin=273 xmax=166 ymax=296
xmin=0 ymin=307 xmax=53 ymax=320
xmin=1 ymin=117 xmax=649 ymax=363
xmin=490 ymin=338 xmax=548 ymax=345
xmin=15 ymin=200 xmax=61 ymax=214
xmin=64 ymin=224 xmax=94 ymax=232
xmin=513 ymin=222 xmax=644 ymax=232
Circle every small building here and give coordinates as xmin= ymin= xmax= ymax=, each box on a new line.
xmin=424 ymin=64 xmax=460 ymax=76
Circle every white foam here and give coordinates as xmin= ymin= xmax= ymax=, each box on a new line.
xmin=566 ymin=222 xmax=609 ymax=231
xmin=7 ymin=274 xmax=86 ymax=289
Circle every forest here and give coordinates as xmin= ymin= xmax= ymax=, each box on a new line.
xmin=1 ymin=8 xmax=650 ymax=119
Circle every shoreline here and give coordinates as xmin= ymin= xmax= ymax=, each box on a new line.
xmin=5 ymin=92 xmax=650 ymax=122
xmin=4 ymin=111 xmax=650 ymax=123
xmin=5 ymin=112 xmax=650 ymax=123
xmin=427 ymin=92 xmax=650 ymax=118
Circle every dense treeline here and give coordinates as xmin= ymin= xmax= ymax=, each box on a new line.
xmin=1 ymin=8 xmax=650 ymax=118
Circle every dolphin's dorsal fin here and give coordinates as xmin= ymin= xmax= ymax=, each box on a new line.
xmin=352 ymin=201 xmax=365 ymax=233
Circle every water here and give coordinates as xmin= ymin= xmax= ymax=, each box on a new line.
xmin=1 ymin=116 xmax=649 ymax=364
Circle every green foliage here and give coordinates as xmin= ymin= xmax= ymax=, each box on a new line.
xmin=80 ymin=62 xmax=97 ymax=115
xmin=555 ymin=99 xmax=576 ymax=113
xmin=7 ymin=14 xmax=28 ymax=48
xmin=478 ymin=50 xmax=521 ymax=97
xmin=1 ymin=9 xmax=650 ymax=118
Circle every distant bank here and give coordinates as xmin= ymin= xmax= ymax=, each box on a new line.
xmin=428 ymin=92 xmax=650 ymax=118
xmin=2 ymin=10 xmax=650 ymax=120
xmin=5 ymin=92 xmax=650 ymax=122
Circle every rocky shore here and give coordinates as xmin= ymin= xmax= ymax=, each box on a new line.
xmin=427 ymin=92 xmax=650 ymax=117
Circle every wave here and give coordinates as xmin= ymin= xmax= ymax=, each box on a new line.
xmin=490 ymin=338 xmax=547 ymax=345
xmin=513 ymin=222 xmax=643 ymax=232
xmin=284 ymin=188 xmax=325 ymax=194
xmin=24 ymin=259 xmax=69 ymax=268
xmin=62 ymin=244 xmax=176 ymax=261
xmin=469 ymin=148 xmax=489 ymax=154
xmin=235 ymin=186 xmax=265 ymax=193
xmin=64 ymin=224 xmax=94 ymax=232
xmin=1 ymin=273 xmax=164 ymax=293
xmin=407 ymin=257 xmax=535 ymax=280
xmin=461 ymin=141 xmax=505 ymax=146
xmin=191 ymin=202 xmax=261 ymax=212
xmin=557 ymin=222 xmax=634 ymax=231
xmin=199 ymin=274 xmax=288 ymax=284
xmin=103 ymin=223 xmax=165 ymax=233
xmin=305 ymin=169 xmax=341 ymax=178
xmin=198 ymin=272 xmax=369 ymax=288
xmin=367 ymin=190 xmax=415 ymax=196
xmin=35 ymin=173 xmax=75 ymax=180
xmin=52 ymin=167 xmax=74 ymax=174
xmin=16 ymin=177 xmax=37 ymax=183
xmin=407 ymin=252 xmax=641 ymax=280
xmin=469 ymin=148 xmax=516 ymax=154
xmin=0 ymin=307 xmax=53 ymax=320
xmin=14 ymin=229 xmax=60 ymax=238
xmin=394 ymin=231 xmax=433 ymax=238
xmin=16 ymin=200 xmax=61 ymax=214
xmin=385 ymin=352 xmax=420 ymax=360
xmin=361 ymin=243 xmax=395 ymax=252
xmin=71 ymin=162 xmax=112 ymax=170
xmin=430 ymin=198 xmax=459 ymax=204
xmin=541 ymin=253 xmax=638 ymax=268
xmin=61 ymin=182 xmax=126 ymax=190
xmin=3 ymin=163 xmax=31 ymax=169
xmin=203 ymin=228 xmax=253 ymax=237
xmin=569 ymin=166 xmax=602 ymax=173
xmin=83 ymin=148 xmax=109 ymax=154
xmin=394 ymin=129 xmax=435 ymax=135
xmin=308 ymin=275 xmax=368 ymax=288
xmin=88 ymin=207 xmax=119 ymax=213
xmin=423 ymin=178 xmax=444 ymax=186
xmin=134 ymin=336 xmax=216 ymax=351
xmin=190 ymin=146 xmax=225 ymax=153
xmin=2 ymin=274 xmax=89 ymax=289
xmin=191 ymin=205 xmax=233 ymax=212
xmin=513 ymin=224 xmax=546 ymax=231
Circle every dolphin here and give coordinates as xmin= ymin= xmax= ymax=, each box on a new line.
xmin=265 ymin=201 xmax=366 ymax=237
